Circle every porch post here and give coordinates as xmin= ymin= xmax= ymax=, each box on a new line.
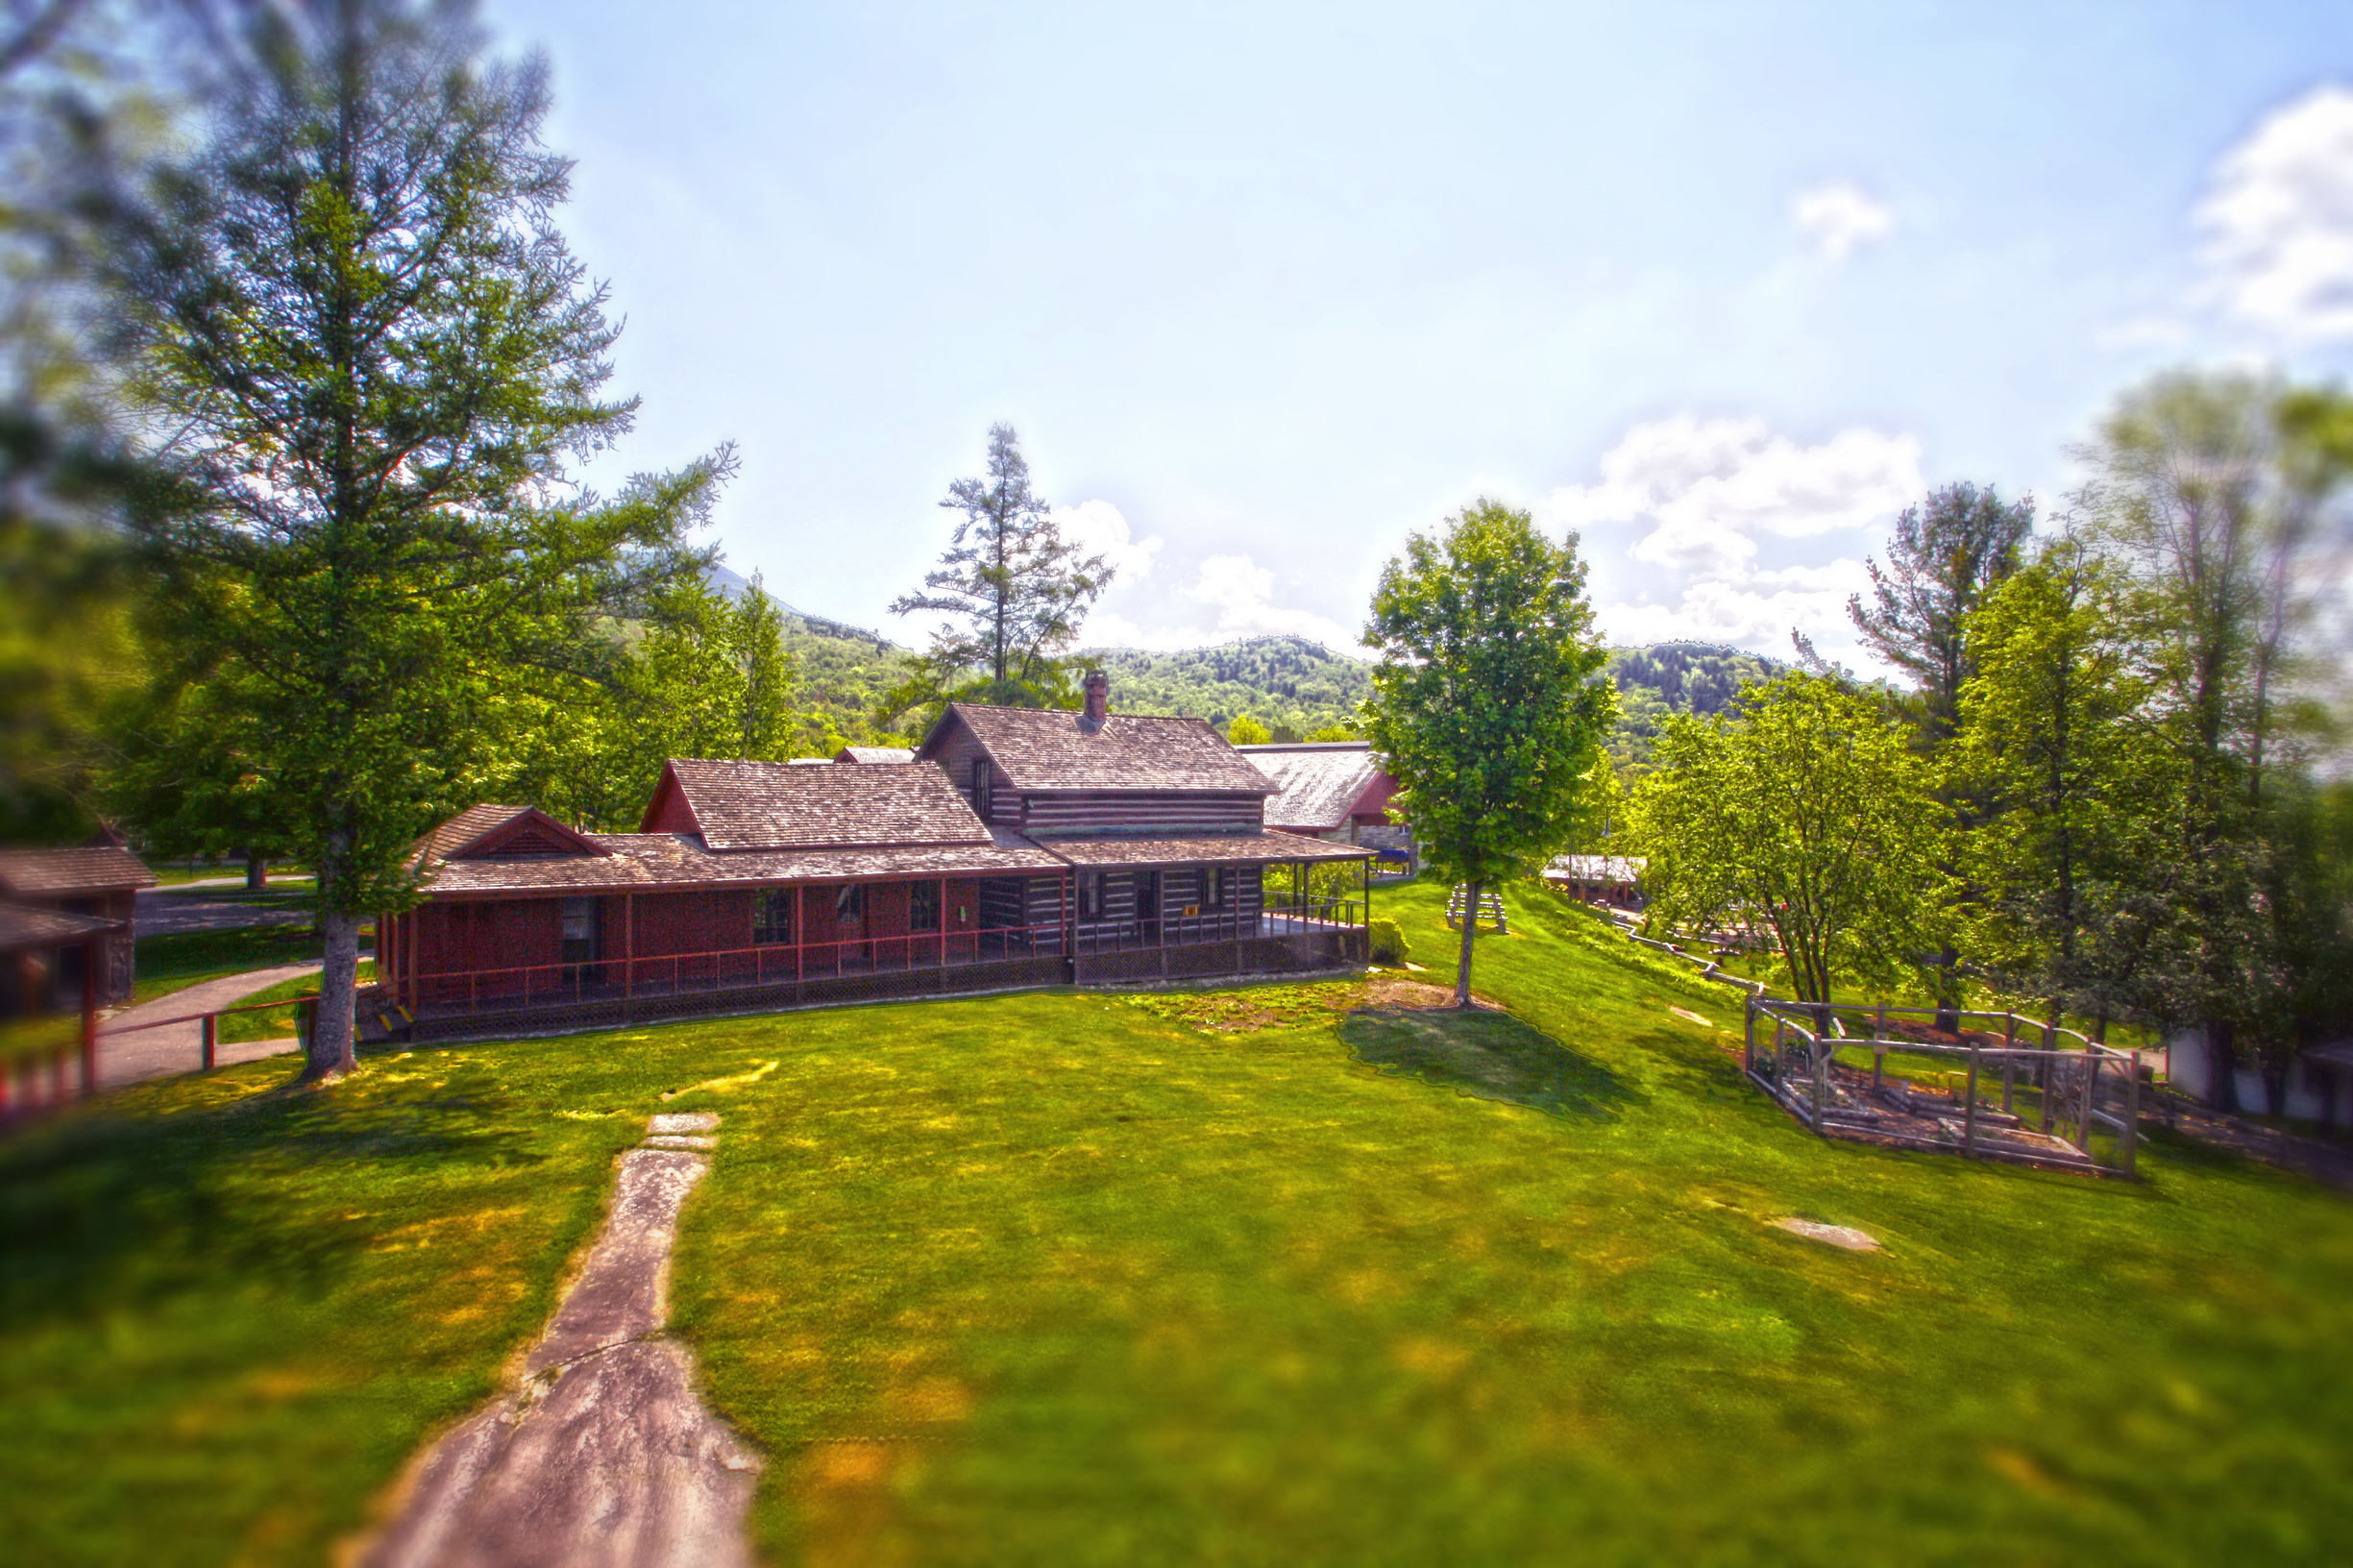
xmin=939 ymin=877 xmax=947 ymax=968
xmin=796 ymin=885 xmax=806 ymax=982
xmin=79 ymin=934 xmax=99 ymax=1095
xmin=624 ymin=894 xmax=635 ymax=999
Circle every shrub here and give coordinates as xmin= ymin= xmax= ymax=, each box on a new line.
xmin=1368 ymin=917 xmax=1409 ymax=967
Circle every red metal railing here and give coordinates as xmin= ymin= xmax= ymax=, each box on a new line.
xmin=398 ymin=919 xmax=1075 ymax=1016
xmin=396 ymin=899 xmax=1370 ymax=1017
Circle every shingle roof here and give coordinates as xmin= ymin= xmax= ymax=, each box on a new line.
xmin=415 ymin=832 xmax=1065 ymax=895
xmin=927 ymin=704 xmax=1278 ymax=795
xmin=1036 ymin=831 xmax=1370 ymax=867
xmin=0 ymin=900 xmax=123 ymax=948
xmin=406 ymin=805 xmax=537 ymax=872
xmin=0 ymin=845 xmax=157 ymax=897
xmin=836 ymin=747 xmax=915 ymax=764
xmin=1235 ymin=743 xmax=1385 ymax=831
xmin=660 ymin=758 xmax=995 ymax=851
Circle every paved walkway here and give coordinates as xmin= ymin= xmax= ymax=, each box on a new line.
xmin=362 ymin=1114 xmax=759 ymax=1568
xmin=93 ymin=964 xmax=318 ymax=1090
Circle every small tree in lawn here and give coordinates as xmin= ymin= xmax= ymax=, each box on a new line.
xmin=888 ymin=423 xmax=1112 ymax=718
xmin=98 ymin=0 xmax=725 ymax=1079
xmin=1630 ymin=673 xmax=1948 ymax=1022
xmin=1361 ymin=500 xmax=1613 ymax=1008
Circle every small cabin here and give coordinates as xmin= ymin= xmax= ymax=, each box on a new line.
xmin=0 ymin=845 xmax=154 ymax=1005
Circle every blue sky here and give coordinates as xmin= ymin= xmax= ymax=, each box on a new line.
xmin=482 ymin=0 xmax=2353 ymax=665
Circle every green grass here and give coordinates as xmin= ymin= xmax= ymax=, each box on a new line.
xmin=208 ymin=965 xmax=375 ymax=1045
xmin=0 ymin=877 xmax=2345 ymax=1564
xmin=132 ymin=923 xmax=345 ymax=1005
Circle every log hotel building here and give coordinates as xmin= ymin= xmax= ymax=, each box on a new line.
xmin=376 ymin=675 xmax=1373 ymax=1040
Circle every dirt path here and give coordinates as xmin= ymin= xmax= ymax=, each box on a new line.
xmin=91 ymin=963 xmax=319 ymax=1090
xmin=361 ymin=1113 xmax=760 ymax=1568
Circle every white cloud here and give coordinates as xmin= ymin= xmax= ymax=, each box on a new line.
xmin=1790 ymin=181 xmax=1894 ymax=263
xmin=1597 ymin=565 xmax=1870 ymax=657
xmin=1545 ymin=414 xmax=1922 ymax=581
xmin=1054 ymin=498 xmax=1163 ymax=584
xmin=1187 ymin=552 xmax=1361 ymax=649
xmin=2097 ymin=315 xmax=2194 ymax=350
xmin=2195 ymin=83 xmax=2353 ymax=340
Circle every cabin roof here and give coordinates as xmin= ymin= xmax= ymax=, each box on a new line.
xmin=835 ymin=746 xmax=915 ymax=764
xmin=649 ymin=758 xmax=995 ymax=851
xmin=1234 ymin=743 xmax=1385 ymax=831
xmin=923 ymin=704 xmax=1279 ymax=795
xmin=1039 ymin=830 xmax=1369 ymax=867
xmin=0 ymin=845 xmax=157 ymax=897
xmin=0 ymin=900 xmax=123 ymax=949
xmin=412 ymin=831 xmax=1066 ymax=896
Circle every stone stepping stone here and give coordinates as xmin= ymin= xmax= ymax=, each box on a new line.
xmin=649 ymin=1112 xmax=721 ymax=1134
xmin=1773 ymin=1217 xmax=1881 ymax=1252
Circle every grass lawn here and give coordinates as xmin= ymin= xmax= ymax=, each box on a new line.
xmin=132 ymin=923 xmax=353 ymax=1006
xmin=1 ymin=878 xmax=2346 ymax=1564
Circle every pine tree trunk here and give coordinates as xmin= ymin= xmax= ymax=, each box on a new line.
xmin=1455 ymin=878 xmax=1480 ymax=1008
xmin=2203 ymin=1018 xmax=2239 ymax=1113
xmin=306 ymin=909 xmax=361 ymax=1081
xmin=244 ymin=848 xmax=268 ymax=891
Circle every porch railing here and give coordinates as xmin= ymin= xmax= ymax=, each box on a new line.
xmin=393 ymin=896 xmax=1374 ymax=1019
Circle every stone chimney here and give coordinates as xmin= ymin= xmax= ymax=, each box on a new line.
xmin=1080 ymin=670 xmax=1110 ymax=731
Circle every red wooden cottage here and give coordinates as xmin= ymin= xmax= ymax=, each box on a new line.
xmin=378 ymin=674 xmax=1370 ymax=1040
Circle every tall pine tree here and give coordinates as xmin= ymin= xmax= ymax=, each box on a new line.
xmin=99 ymin=0 xmax=727 ymax=1077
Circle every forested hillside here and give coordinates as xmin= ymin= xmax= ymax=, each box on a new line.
xmin=715 ymin=566 xmax=1777 ymax=757
xmin=1603 ymin=642 xmax=1782 ymax=776
xmin=1079 ymin=638 xmax=1372 ymax=735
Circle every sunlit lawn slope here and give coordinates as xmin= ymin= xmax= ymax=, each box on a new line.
xmin=0 ymin=877 xmax=2344 ymax=1565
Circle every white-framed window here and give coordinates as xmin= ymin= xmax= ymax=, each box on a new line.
xmin=970 ymin=759 xmax=993 ymax=818
xmin=909 ymin=881 xmax=941 ymax=933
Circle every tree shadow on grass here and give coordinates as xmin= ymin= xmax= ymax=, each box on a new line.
xmin=0 ymin=1075 xmax=541 ymax=1335
xmin=1341 ymin=1006 xmax=1639 ymax=1119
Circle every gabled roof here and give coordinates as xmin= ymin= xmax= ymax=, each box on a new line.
xmin=0 ymin=845 xmax=157 ymax=897
xmin=1235 ymin=743 xmax=1385 ymax=831
xmin=835 ymin=746 xmax=915 ymax=764
xmin=0 ymin=900 xmax=123 ymax=949
xmin=642 ymin=758 xmax=995 ymax=851
xmin=921 ymin=704 xmax=1278 ymax=795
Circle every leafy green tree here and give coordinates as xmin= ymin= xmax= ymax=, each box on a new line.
xmin=99 ymin=0 xmax=725 ymax=1078
xmin=507 ymin=575 xmax=797 ymax=828
xmin=889 ymin=424 xmax=1110 ymax=719
xmin=1227 ymin=713 xmax=1272 ymax=746
xmin=1304 ymin=722 xmax=1358 ymax=743
xmin=1953 ymin=538 xmax=2187 ymax=1038
xmin=104 ymin=666 xmax=304 ymax=886
xmin=1361 ymin=500 xmax=1614 ymax=1006
xmin=2076 ymin=371 xmax=2347 ymax=1107
xmin=1630 ymin=673 xmax=1948 ymax=1016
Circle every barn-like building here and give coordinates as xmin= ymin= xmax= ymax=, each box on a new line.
xmin=377 ymin=675 xmax=1371 ymax=1040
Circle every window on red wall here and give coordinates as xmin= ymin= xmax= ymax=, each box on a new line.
xmin=909 ymin=881 xmax=941 ymax=933
xmin=753 ymin=891 xmax=793 ymax=945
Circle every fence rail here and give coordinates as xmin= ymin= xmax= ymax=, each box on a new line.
xmin=1744 ymin=995 xmax=2145 ymax=1177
